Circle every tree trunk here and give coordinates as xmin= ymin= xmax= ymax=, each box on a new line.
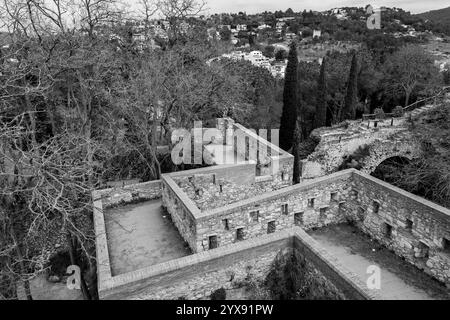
xmin=405 ymin=90 xmax=411 ymax=107
xmin=10 ymin=225 xmax=32 ymax=300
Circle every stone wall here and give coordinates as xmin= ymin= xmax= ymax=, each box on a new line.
xmin=161 ymin=176 xmax=200 ymax=252
xmin=194 ymin=171 xmax=353 ymax=252
xmin=170 ymin=163 xmax=257 ymax=186
xmin=230 ymin=120 xmax=294 ymax=186
xmin=347 ymin=171 xmax=450 ymax=286
xmin=98 ymin=228 xmax=378 ymax=300
xmin=161 ymin=167 xmax=450 ymax=287
xmin=93 ymin=180 xmax=161 ymax=208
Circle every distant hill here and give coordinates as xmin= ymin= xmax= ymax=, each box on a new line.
xmin=415 ymin=7 xmax=450 ymax=24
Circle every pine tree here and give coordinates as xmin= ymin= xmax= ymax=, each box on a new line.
xmin=342 ymin=53 xmax=359 ymax=121
xmin=279 ymin=41 xmax=299 ymax=151
xmin=314 ymin=57 xmax=327 ymax=128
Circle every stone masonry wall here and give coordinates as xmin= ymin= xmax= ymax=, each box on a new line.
xmin=194 ymin=171 xmax=354 ymax=252
xmin=98 ymin=229 xmax=377 ymax=300
xmin=94 ymin=180 xmax=161 ymax=208
xmin=347 ymin=172 xmax=450 ymax=286
xmin=161 ymin=177 xmax=199 ymax=252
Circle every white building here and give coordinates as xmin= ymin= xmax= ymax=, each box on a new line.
xmin=236 ymin=24 xmax=247 ymax=32
xmin=313 ymin=30 xmax=322 ymax=38
xmin=258 ymin=24 xmax=271 ymax=30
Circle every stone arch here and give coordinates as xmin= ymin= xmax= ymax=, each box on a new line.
xmin=360 ymin=142 xmax=421 ymax=175
xmin=370 ymin=155 xmax=412 ymax=181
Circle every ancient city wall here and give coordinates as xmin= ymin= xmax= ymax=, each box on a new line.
xmin=347 ymin=171 xmax=450 ymax=285
xmin=98 ymin=228 xmax=378 ymax=300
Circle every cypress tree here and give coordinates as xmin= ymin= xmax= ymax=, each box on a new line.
xmin=279 ymin=42 xmax=298 ymax=151
xmin=314 ymin=57 xmax=327 ymax=128
xmin=292 ymin=120 xmax=302 ymax=184
xmin=342 ymin=53 xmax=358 ymax=121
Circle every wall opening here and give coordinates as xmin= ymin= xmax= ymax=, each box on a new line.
xmin=250 ymin=210 xmax=259 ymax=222
xmin=442 ymin=238 xmax=450 ymax=254
xmin=319 ymin=207 xmax=328 ymax=219
xmin=330 ymin=192 xmax=338 ymax=202
xmin=294 ymin=212 xmax=304 ymax=226
xmin=416 ymin=241 xmax=429 ymax=259
xmin=308 ymin=198 xmax=315 ymax=208
xmin=236 ymin=228 xmax=244 ymax=241
xmin=222 ymin=219 xmax=229 ymax=231
xmin=405 ymin=219 xmax=413 ymax=232
xmin=383 ymin=223 xmax=393 ymax=239
xmin=373 ymin=201 xmax=380 ymax=214
xmin=281 ymin=204 xmax=288 ymax=215
xmin=357 ymin=207 xmax=365 ymax=221
xmin=267 ymin=221 xmax=276 ymax=234
xmin=208 ymin=235 xmax=218 ymax=249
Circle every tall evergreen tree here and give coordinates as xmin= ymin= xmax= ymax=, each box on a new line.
xmin=314 ymin=57 xmax=327 ymax=128
xmin=279 ymin=42 xmax=299 ymax=151
xmin=342 ymin=53 xmax=359 ymax=121
xmin=292 ymin=120 xmax=302 ymax=184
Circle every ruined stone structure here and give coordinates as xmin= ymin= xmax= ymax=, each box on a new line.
xmin=300 ymin=105 xmax=436 ymax=179
xmin=93 ymin=114 xmax=450 ymax=300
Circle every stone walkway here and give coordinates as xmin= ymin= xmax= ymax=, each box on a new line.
xmin=309 ymin=224 xmax=450 ymax=300
xmin=105 ymin=200 xmax=191 ymax=276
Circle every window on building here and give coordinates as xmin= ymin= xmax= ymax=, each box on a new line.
xmin=222 ymin=219 xmax=229 ymax=231
xmin=212 ymin=174 xmax=216 ymax=185
xmin=442 ymin=238 xmax=450 ymax=254
xmin=236 ymin=228 xmax=244 ymax=241
xmin=383 ymin=223 xmax=393 ymax=239
xmin=208 ymin=235 xmax=218 ymax=249
xmin=267 ymin=221 xmax=276 ymax=234
xmin=320 ymin=207 xmax=327 ymax=218
xmin=281 ymin=204 xmax=288 ymax=215
xmin=219 ymin=184 xmax=223 ymax=193
xmin=373 ymin=201 xmax=380 ymax=214
xmin=294 ymin=212 xmax=304 ymax=226
xmin=405 ymin=219 xmax=413 ymax=232
xmin=250 ymin=211 xmax=259 ymax=222
xmin=308 ymin=198 xmax=315 ymax=208
xmin=353 ymin=190 xmax=359 ymax=200
xmin=330 ymin=192 xmax=338 ymax=202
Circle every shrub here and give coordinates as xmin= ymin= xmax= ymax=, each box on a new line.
xmin=210 ymin=287 xmax=226 ymax=300
xmin=374 ymin=108 xmax=386 ymax=119
xmin=392 ymin=106 xmax=404 ymax=117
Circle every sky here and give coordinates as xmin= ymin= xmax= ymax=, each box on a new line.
xmin=201 ymin=0 xmax=449 ymax=14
